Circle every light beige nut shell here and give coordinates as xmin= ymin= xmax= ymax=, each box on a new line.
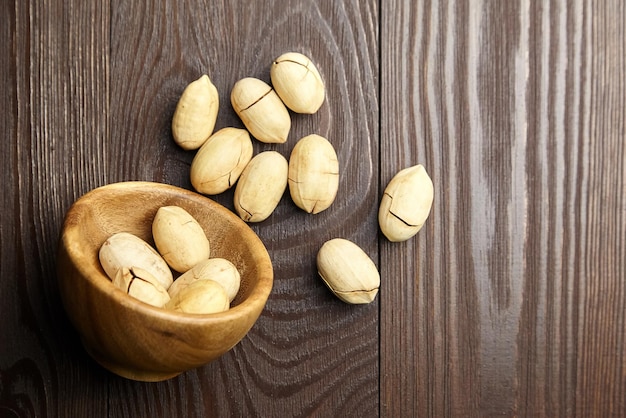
xmin=152 ymin=206 xmax=211 ymax=273
xmin=270 ymin=52 xmax=325 ymax=114
xmin=378 ymin=164 xmax=434 ymax=242
xmin=98 ymin=232 xmax=173 ymax=290
xmin=190 ymin=127 xmax=253 ymax=195
xmin=234 ymin=151 xmax=288 ymax=222
xmin=165 ymin=279 xmax=230 ymax=314
xmin=288 ymin=134 xmax=339 ymax=214
xmin=230 ymin=77 xmax=291 ymax=144
xmin=171 ymin=74 xmax=219 ymax=150
xmin=113 ymin=267 xmax=171 ymax=307
xmin=316 ymin=238 xmax=380 ymax=304
xmin=168 ymin=257 xmax=241 ymax=302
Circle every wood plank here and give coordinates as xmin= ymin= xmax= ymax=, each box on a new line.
xmin=380 ymin=0 xmax=626 ymax=416
xmin=2 ymin=0 xmax=624 ymax=416
xmin=107 ymin=1 xmax=379 ymax=416
xmin=572 ymin=2 xmax=626 ymax=415
xmin=0 ymin=1 xmax=111 ymax=417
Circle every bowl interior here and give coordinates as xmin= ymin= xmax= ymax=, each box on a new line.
xmin=64 ymin=181 xmax=272 ymax=309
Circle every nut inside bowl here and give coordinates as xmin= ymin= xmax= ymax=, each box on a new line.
xmin=56 ymin=181 xmax=273 ymax=382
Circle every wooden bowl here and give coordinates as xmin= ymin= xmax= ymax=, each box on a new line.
xmin=56 ymin=181 xmax=273 ymax=382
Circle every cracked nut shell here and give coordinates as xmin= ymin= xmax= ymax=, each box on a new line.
xmin=378 ymin=164 xmax=434 ymax=242
xmin=234 ymin=151 xmax=288 ymax=222
xmin=270 ymin=52 xmax=325 ymax=114
xmin=113 ymin=267 xmax=171 ymax=307
xmin=190 ymin=127 xmax=253 ymax=195
xmin=288 ymin=134 xmax=339 ymax=214
xmin=316 ymin=238 xmax=380 ymax=304
xmin=165 ymin=279 xmax=230 ymax=314
xmin=171 ymin=74 xmax=219 ymax=150
xmin=168 ymin=257 xmax=241 ymax=302
xmin=99 ymin=232 xmax=173 ymax=290
xmin=152 ymin=206 xmax=211 ymax=273
xmin=230 ymin=77 xmax=291 ymax=144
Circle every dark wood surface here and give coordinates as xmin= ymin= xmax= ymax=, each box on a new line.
xmin=1 ymin=0 xmax=624 ymax=416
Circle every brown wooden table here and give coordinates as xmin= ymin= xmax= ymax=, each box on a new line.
xmin=2 ymin=1 xmax=624 ymax=416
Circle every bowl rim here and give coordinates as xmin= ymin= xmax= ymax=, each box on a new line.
xmin=60 ymin=181 xmax=274 ymax=326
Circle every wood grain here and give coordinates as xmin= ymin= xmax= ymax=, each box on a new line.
xmin=107 ymin=0 xmax=379 ymax=417
xmin=380 ymin=0 xmax=626 ymax=416
xmin=2 ymin=1 xmax=111 ymax=417
xmin=1 ymin=0 xmax=624 ymax=416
